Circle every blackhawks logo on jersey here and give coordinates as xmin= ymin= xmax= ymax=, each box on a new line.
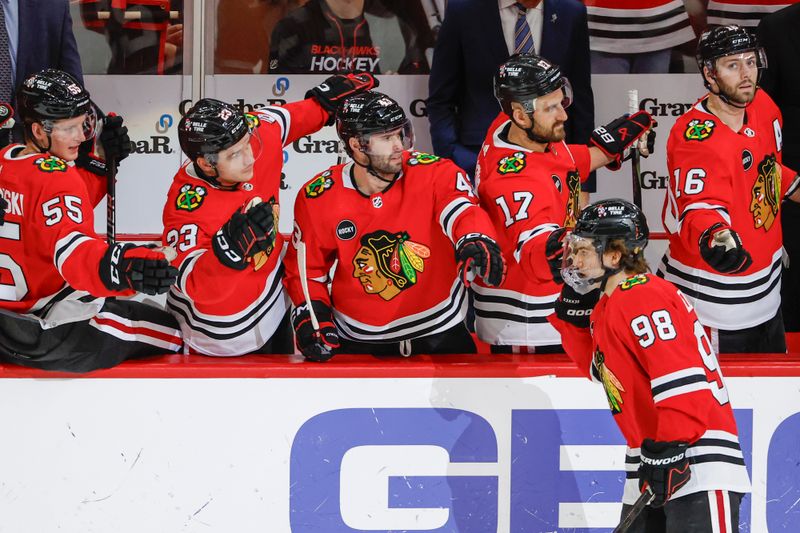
xmin=408 ymin=151 xmax=440 ymax=165
xmin=684 ymin=119 xmax=715 ymax=142
xmin=750 ymin=154 xmax=781 ymax=231
xmin=176 ymin=184 xmax=207 ymax=211
xmin=620 ymin=274 xmax=649 ymax=291
xmin=304 ymin=170 xmax=334 ymax=198
xmin=498 ymin=151 xmax=526 ymax=174
xmin=564 ymin=170 xmax=581 ymax=229
xmin=34 ymin=156 xmax=67 ymax=173
xmin=594 ymin=348 xmax=625 ymax=414
xmin=352 ymin=230 xmax=430 ymax=301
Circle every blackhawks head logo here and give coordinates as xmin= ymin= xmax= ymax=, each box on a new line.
xmin=34 ymin=156 xmax=67 ymax=173
xmin=304 ymin=170 xmax=334 ymax=198
xmin=750 ymin=154 xmax=781 ymax=231
xmin=498 ymin=151 xmax=526 ymax=174
xmin=594 ymin=348 xmax=625 ymax=414
xmin=176 ymin=184 xmax=206 ymax=211
xmin=564 ymin=170 xmax=581 ymax=228
xmin=244 ymin=112 xmax=260 ymax=129
xmin=352 ymin=230 xmax=430 ymax=301
xmin=684 ymin=119 xmax=715 ymax=141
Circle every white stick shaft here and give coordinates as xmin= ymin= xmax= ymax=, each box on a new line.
xmin=296 ymin=241 xmax=321 ymax=331
xmin=628 ymin=89 xmax=638 ymax=115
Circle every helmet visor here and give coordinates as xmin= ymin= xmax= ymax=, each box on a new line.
xmin=704 ymin=48 xmax=767 ymax=75
xmin=43 ymin=107 xmax=97 ymax=142
xmin=359 ymin=120 xmax=414 ymax=157
xmin=561 ymin=233 xmax=606 ymax=295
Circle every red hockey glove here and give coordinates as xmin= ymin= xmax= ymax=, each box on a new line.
xmin=306 ymin=73 xmax=379 ymax=125
xmin=553 ymin=284 xmax=600 ymax=329
xmin=0 ymin=196 xmax=7 ymax=225
xmin=292 ymin=301 xmax=341 ymax=362
xmin=590 ymin=111 xmax=655 ymax=170
xmin=99 ymin=243 xmax=179 ymax=295
xmin=638 ymin=439 xmax=691 ymax=508
xmin=455 ymin=233 xmax=507 ymax=287
xmin=545 ymin=227 xmax=567 ymax=283
xmin=212 ymin=200 xmax=277 ymax=270
xmin=699 ymin=223 xmax=752 ymax=274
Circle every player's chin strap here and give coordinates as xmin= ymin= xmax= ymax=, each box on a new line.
xmin=192 ymin=161 xmax=238 ymax=191
xmin=353 ymin=156 xmax=399 ymax=185
xmin=514 ymin=112 xmax=551 ymax=144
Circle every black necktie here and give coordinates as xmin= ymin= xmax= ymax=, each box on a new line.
xmin=0 ymin=2 xmax=13 ymax=105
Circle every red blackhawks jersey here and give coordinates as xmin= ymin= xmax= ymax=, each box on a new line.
xmin=659 ymin=90 xmax=799 ymax=330
xmin=162 ymin=100 xmax=329 ymax=355
xmin=284 ymin=151 xmax=497 ymax=343
xmin=474 ymin=114 xmax=590 ymax=346
xmin=0 ymin=145 xmax=135 ymax=315
xmin=550 ymin=274 xmax=751 ymax=505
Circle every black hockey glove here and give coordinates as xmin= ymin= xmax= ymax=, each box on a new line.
xmin=99 ymin=243 xmax=179 ymax=295
xmin=699 ymin=223 xmax=752 ymax=274
xmin=455 ymin=233 xmax=507 ymax=287
xmin=553 ymin=284 xmax=601 ymax=329
xmin=306 ymin=72 xmax=379 ymax=125
xmin=590 ymin=111 xmax=655 ymax=170
xmin=292 ymin=301 xmax=341 ymax=362
xmin=212 ymin=201 xmax=277 ymax=270
xmin=545 ymin=227 xmax=567 ymax=283
xmin=0 ymin=196 xmax=7 ymax=225
xmin=75 ymin=114 xmax=132 ymax=176
xmin=638 ymin=439 xmax=691 ymax=508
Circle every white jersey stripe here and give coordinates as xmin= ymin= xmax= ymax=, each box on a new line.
xmin=54 ymin=231 xmax=93 ymax=275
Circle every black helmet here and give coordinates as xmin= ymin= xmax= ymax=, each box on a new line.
xmin=696 ymin=25 xmax=767 ymax=88
xmin=336 ymin=91 xmax=412 ymax=156
xmin=17 ymin=69 xmax=92 ymax=123
xmin=494 ymin=53 xmax=572 ymax=117
xmin=179 ymin=98 xmax=249 ymax=161
xmin=573 ymin=198 xmax=649 ymax=255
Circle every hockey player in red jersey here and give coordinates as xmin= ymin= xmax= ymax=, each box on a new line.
xmin=284 ymin=91 xmax=506 ymax=361
xmin=474 ymin=53 xmax=655 ymax=352
xmin=659 ymin=25 xmax=800 ymax=353
xmin=549 ymin=199 xmax=751 ymax=532
xmin=0 ymin=69 xmax=181 ymax=372
xmin=162 ymin=74 xmax=376 ymax=356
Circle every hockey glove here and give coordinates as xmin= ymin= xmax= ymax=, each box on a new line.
xmin=456 ymin=233 xmax=507 ymax=287
xmin=212 ymin=201 xmax=277 ymax=270
xmin=545 ymin=227 xmax=567 ymax=283
xmin=99 ymin=243 xmax=179 ymax=295
xmin=554 ymin=284 xmax=600 ymax=328
xmin=75 ymin=114 xmax=132 ymax=176
xmin=699 ymin=223 xmax=752 ymax=274
xmin=292 ymin=301 xmax=341 ymax=362
xmin=638 ymin=439 xmax=691 ymax=508
xmin=590 ymin=111 xmax=655 ymax=170
xmin=0 ymin=196 xmax=7 ymax=225
xmin=306 ymin=72 xmax=378 ymax=125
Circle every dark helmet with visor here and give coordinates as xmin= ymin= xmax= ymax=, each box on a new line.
xmin=336 ymin=91 xmax=414 ymax=157
xmin=17 ymin=68 xmax=96 ymax=143
xmin=561 ymin=199 xmax=649 ymax=294
xmin=494 ymin=53 xmax=573 ymax=117
xmin=179 ymin=98 xmax=254 ymax=161
xmin=696 ymin=25 xmax=767 ymax=90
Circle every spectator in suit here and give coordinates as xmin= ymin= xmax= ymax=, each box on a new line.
xmin=0 ymin=0 xmax=83 ymax=145
xmin=427 ymin=0 xmax=594 ymax=191
xmin=758 ymin=5 xmax=800 ymax=331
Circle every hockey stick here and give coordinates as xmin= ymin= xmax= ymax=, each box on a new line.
xmin=296 ymin=239 xmax=321 ymax=332
xmin=613 ymin=487 xmax=654 ymax=533
xmin=105 ymin=114 xmax=118 ymax=246
xmin=628 ymin=89 xmax=643 ymax=209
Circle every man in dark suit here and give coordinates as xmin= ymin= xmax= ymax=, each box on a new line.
xmin=427 ymin=0 xmax=594 ymax=186
xmin=758 ymin=5 xmax=800 ymax=331
xmin=1 ymin=0 xmax=83 ymax=144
